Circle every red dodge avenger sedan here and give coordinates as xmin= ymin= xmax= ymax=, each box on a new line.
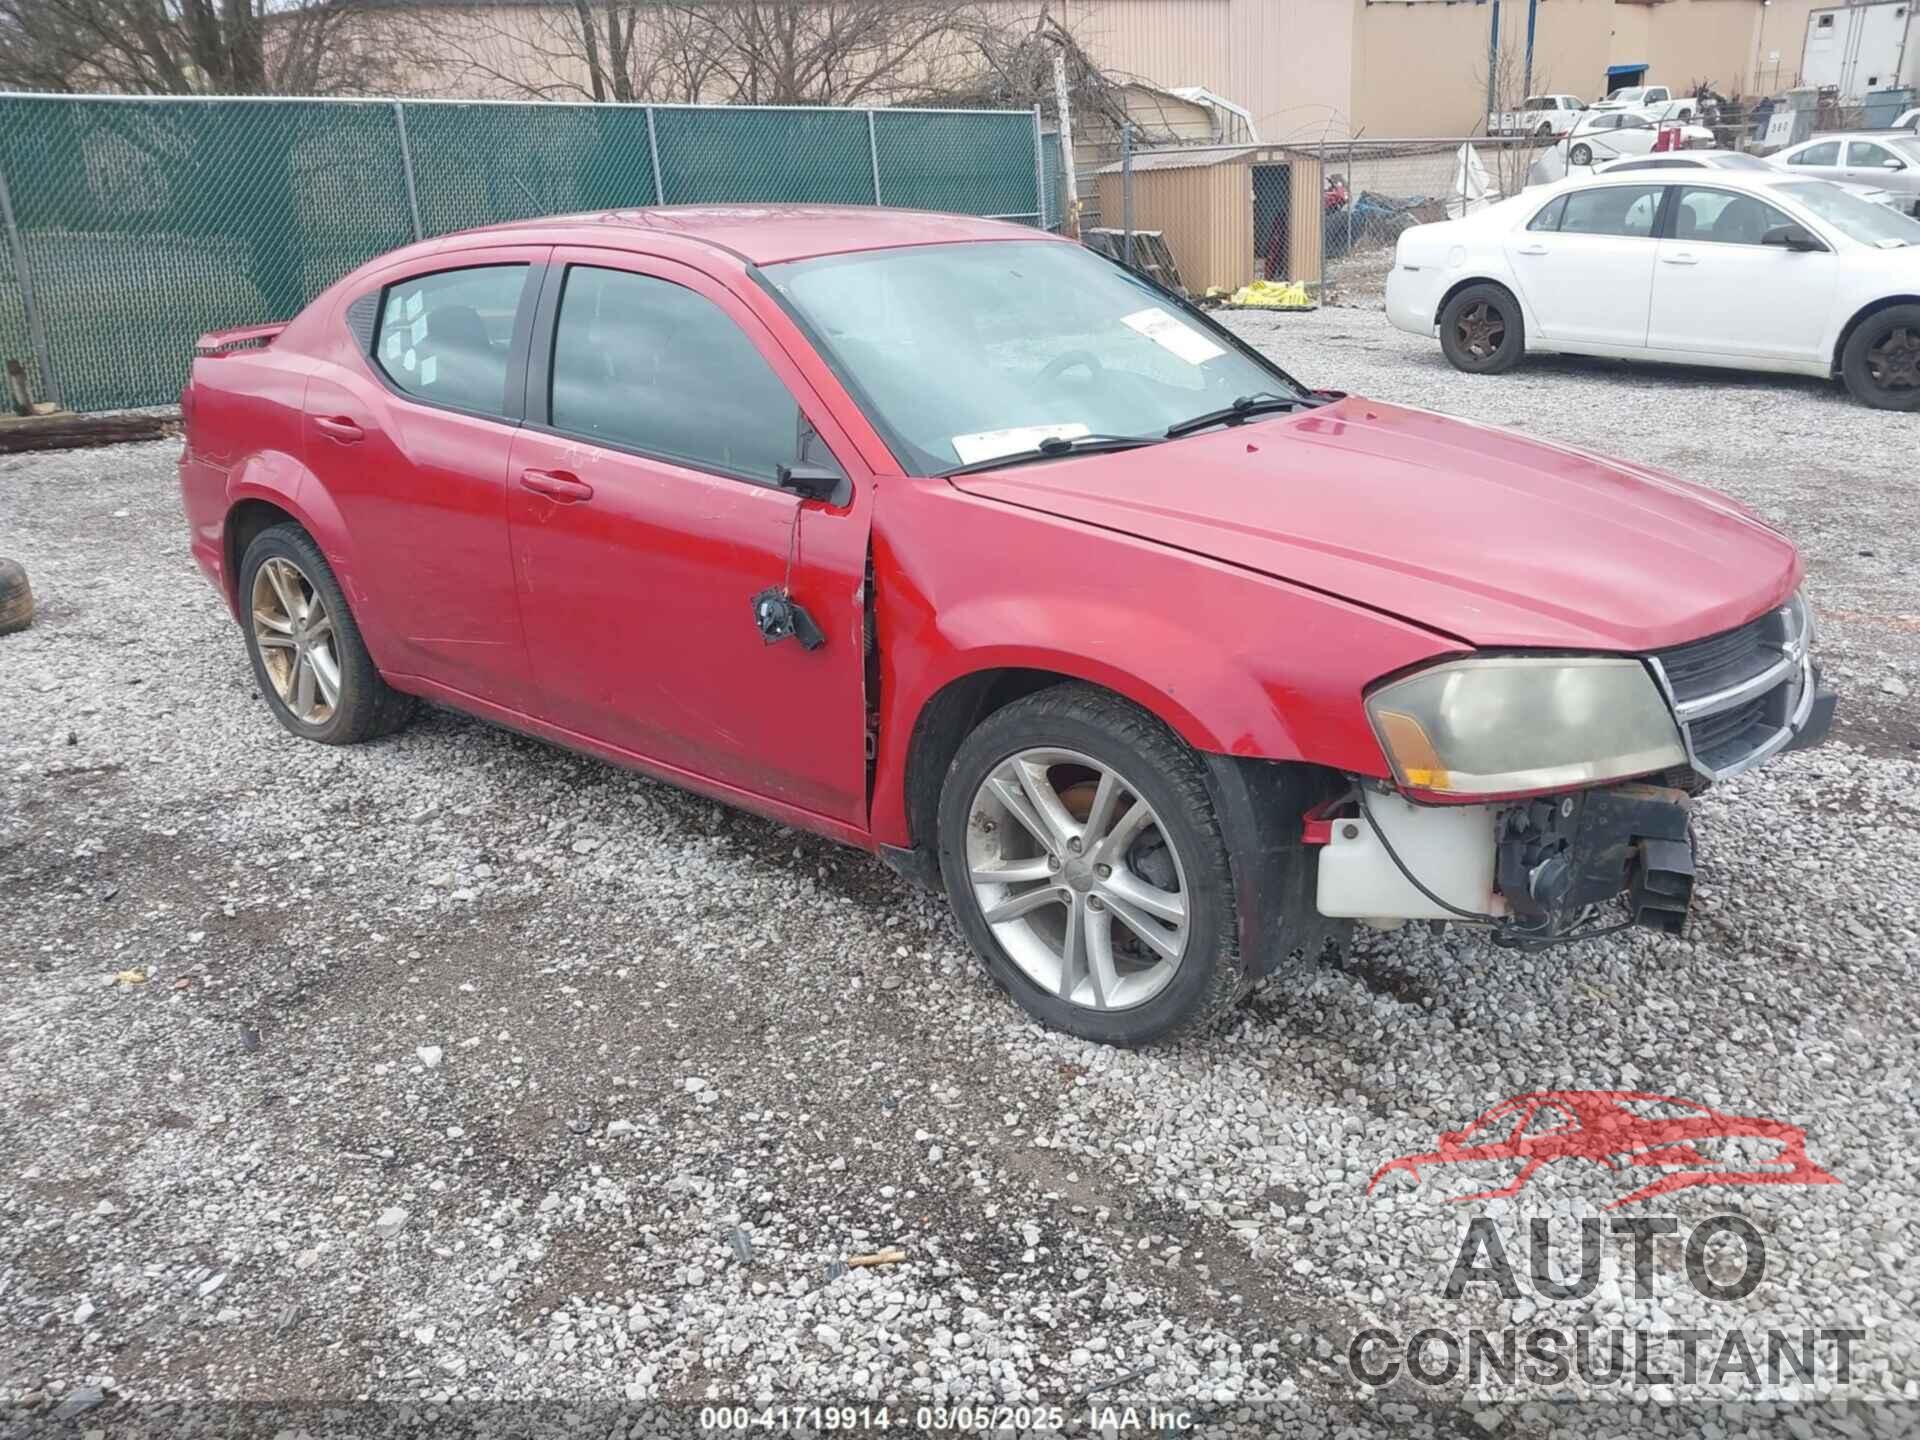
xmin=180 ymin=205 xmax=1834 ymax=1046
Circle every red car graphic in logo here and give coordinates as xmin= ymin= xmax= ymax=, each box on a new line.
xmin=1368 ymin=1090 xmax=1839 ymax=1209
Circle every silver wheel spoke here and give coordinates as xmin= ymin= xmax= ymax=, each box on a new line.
xmin=1058 ymin=896 xmax=1087 ymax=1001
xmin=1096 ymin=799 xmax=1152 ymax=862
xmin=309 ymin=645 xmax=342 ymax=707
xmin=306 ymin=610 xmax=334 ymax=645
xmin=970 ymin=855 xmax=1054 ymax=886
xmin=264 ymin=560 xmax=300 ymax=619
xmin=1105 ymin=890 xmax=1184 ymax=962
xmin=1080 ymin=770 xmax=1122 ymax=847
xmin=1009 ymin=757 xmax=1081 ymax=849
xmin=1101 ymin=868 xmax=1186 ymax=926
xmin=255 ymin=631 xmax=296 ymax=651
xmin=982 ymin=884 xmax=1064 ymax=924
xmin=1084 ymin=907 xmax=1119 ymax=1007
xmin=292 ymin=652 xmax=317 ymax=717
xmin=253 ymin=607 xmax=294 ymax=635
xmin=987 ymin=775 xmax=1058 ymax=855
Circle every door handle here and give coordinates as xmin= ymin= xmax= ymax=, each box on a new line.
xmin=313 ymin=415 xmax=363 ymax=443
xmin=1515 ymin=243 xmax=1549 ymax=256
xmin=519 ymin=468 xmax=594 ymax=503
xmin=1661 ymin=251 xmax=1700 ymax=265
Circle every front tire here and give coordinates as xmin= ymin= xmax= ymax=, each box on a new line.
xmin=936 ymin=684 xmax=1243 ymax=1047
xmin=1569 ymin=142 xmax=1593 ymax=166
xmin=1438 ymin=282 xmax=1526 ymax=374
xmin=238 ymin=523 xmax=414 ymax=745
xmin=1841 ymin=304 xmax=1920 ymax=411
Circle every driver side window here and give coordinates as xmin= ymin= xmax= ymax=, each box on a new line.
xmin=547 ymin=265 xmax=823 ymax=486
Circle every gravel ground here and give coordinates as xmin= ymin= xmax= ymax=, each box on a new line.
xmin=1 ymin=307 xmax=1916 ymax=1438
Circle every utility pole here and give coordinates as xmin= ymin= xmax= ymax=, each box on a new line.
xmin=1485 ymin=0 xmax=1502 ymax=120
xmin=1051 ymin=47 xmax=1080 ymax=239
xmin=1523 ymin=0 xmax=1539 ymax=99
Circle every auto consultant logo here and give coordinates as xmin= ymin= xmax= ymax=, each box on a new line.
xmin=1367 ymin=1089 xmax=1840 ymax=1209
xmin=1352 ymin=1090 xmax=1855 ymax=1396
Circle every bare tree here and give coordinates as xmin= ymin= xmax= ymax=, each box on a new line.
xmin=0 ymin=0 xmax=419 ymax=95
xmin=422 ymin=0 xmax=1070 ymax=108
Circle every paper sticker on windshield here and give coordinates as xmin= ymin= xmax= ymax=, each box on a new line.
xmin=1122 ymin=308 xmax=1224 ymax=365
xmin=950 ymin=422 xmax=1090 ymax=466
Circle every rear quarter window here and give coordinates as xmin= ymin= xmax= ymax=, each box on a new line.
xmin=374 ymin=265 xmax=529 ymax=417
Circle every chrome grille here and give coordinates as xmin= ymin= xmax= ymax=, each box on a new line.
xmin=1648 ymin=594 xmax=1815 ymax=782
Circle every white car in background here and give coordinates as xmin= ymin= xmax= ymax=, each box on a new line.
xmin=1596 ymin=149 xmax=1905 ymax=210
xmin=1560 ymin=109 xmax=1713 ymax=167
xmin=1384 ymin=171 xmax=1920 ymax=409
xmin=1770 ymin=132 xmax=1920 ymax=216
xmin=1489 ymin=94 xmax=1587 ymax=138
xmin=1592 ymin=84 xmax=1671 ymax=112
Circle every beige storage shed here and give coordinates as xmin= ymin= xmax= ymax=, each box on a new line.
xmin=1092 ymin=144 xmax=1325 ymax=298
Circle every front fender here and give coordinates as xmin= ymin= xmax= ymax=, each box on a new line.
xmin=867 ymin=482 xmax=1464 ymax=847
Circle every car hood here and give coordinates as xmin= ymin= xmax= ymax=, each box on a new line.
xmin=947 ymin=397 xmax=1800 ymax=651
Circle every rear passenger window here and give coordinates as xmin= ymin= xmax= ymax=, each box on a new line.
xmin=548 ymin=266 xmax=802 ymax=484
xmin=1558 ymin=185 xmax=1664 ymax=237
xmin=375 ymin=265 xmax=528 ymax=416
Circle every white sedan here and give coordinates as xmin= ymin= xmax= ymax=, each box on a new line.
xmin=1384 ymin=171 xmax=1920 ymax=409
xmin=1558 ymin=110 xmax=1715 ymax=169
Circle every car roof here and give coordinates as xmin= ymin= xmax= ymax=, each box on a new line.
xmin=1788 ymin=131 xmax=1915 ymax=144
xmin=419 ymin=204 xmax=1052 ymax=267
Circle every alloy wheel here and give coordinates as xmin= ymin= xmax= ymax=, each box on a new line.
xmin=1866 ymin=325 xmax=1920 ymax=392
xmin=251 ymin=556 xmax=341 ymax=725
xmin=1456 ymin=301 xmax=1506 ymax=360
xmin=965 ymin=748 xmax=1189 ymax=1011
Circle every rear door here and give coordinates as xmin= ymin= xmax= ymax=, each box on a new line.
xmin=306 ymin=247 xmax=547 ymax=707
xmin=1506 ymin=183 xmax=1666 ymax=347
xmin=1647 ymin=185 xmax=1836 ymax=361
xmin=505 ymin=249 xmax=874 ymax=826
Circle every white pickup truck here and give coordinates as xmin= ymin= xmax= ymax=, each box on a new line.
xmin=1488 ymin=94 xmax=1587 ymax=137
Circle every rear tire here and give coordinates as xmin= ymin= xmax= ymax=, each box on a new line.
xmin=1840 ymin=304 xmax=1920 ymax=411
xmin=1569 ymin=142 xmax=1593 ymax=166
xmin=936 ymin=684 xmax=1244 ymax=1047
xmin=0 ymin=557 xmax=32 ymax=636
xmin=238 ymin=523 xmax=414 ymax=745
xmin=1439 ymin=282 xmax=1526 ymax=375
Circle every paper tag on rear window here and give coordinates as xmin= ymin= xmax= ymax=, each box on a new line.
xmin=1122 ymin=308 xmax=1224 ymax=365
xmin=950 ymin=422 xmax=1090 ymax=465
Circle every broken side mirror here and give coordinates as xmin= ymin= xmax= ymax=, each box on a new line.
xmin=777 ymin=462 xmax=844 ymax=503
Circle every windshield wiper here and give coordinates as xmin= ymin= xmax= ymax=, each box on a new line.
xmin=941 ymin=433 xmax=1164 ymax=477
xmin=1164 ymin=392 xmax=1321 ymax=438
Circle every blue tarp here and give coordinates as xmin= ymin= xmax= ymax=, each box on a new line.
xmin=1607 ymin=62 xmax=1648 ymax=77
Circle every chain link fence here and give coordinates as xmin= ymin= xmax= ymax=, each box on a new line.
xmin=0 ymin=94 xmax=1044 ymax=413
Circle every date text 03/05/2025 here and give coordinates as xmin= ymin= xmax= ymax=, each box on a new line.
xmin=698 ymin=1402 xmax=1202 ymax=1431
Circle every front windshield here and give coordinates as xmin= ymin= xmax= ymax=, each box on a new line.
xmin=760 ymin=240 xmax=1297 ymax=475
xmin=1775 ymin=180 xmax=1920 ymax=247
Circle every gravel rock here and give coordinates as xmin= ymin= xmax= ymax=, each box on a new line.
xmin=0 ymin=313 xmax=1913 ymax=1427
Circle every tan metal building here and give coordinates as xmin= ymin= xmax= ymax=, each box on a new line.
xmin=1092 ymin=144 xmax=1326 ymax=296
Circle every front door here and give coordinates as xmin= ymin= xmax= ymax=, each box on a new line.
xmin=1647 ymin=185 xmax=1836 ymax=362
xmin=506 ymin=251 xmax=872 ymax=827
xmin=1506 ymin=183 xmax=1665 ymax=348
xmin=305 ymin=248 xmax=546 ymax=707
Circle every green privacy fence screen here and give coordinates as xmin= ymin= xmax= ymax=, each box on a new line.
xmin=0 ymin=94 xmax=1045 ymax=413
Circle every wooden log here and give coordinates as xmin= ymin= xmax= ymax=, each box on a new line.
xmin=0 ymin=411 xmax=181 ymax=454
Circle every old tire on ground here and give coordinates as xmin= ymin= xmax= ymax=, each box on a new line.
xmin=1840 ymin=303 xmax=1920 ymax=411
xmin=1569 ymin=142 xmax=1593 ymax=166
xmin=935 ymin=683 xmax=1243 ymax=1048
xmin=1439 ymin=282 xmax=1526 ymax=375
xmin=238 ymin=523 xmax=414 ymax=745
xmin=0 ymin=558 xmax=32 ymax=635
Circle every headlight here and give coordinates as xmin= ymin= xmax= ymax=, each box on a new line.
xmin=1366 ymin=656 xmax=1687 ymax=797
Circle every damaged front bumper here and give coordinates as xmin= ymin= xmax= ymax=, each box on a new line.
xmin=1311 ymin=664 xmax=1837 ymax=940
